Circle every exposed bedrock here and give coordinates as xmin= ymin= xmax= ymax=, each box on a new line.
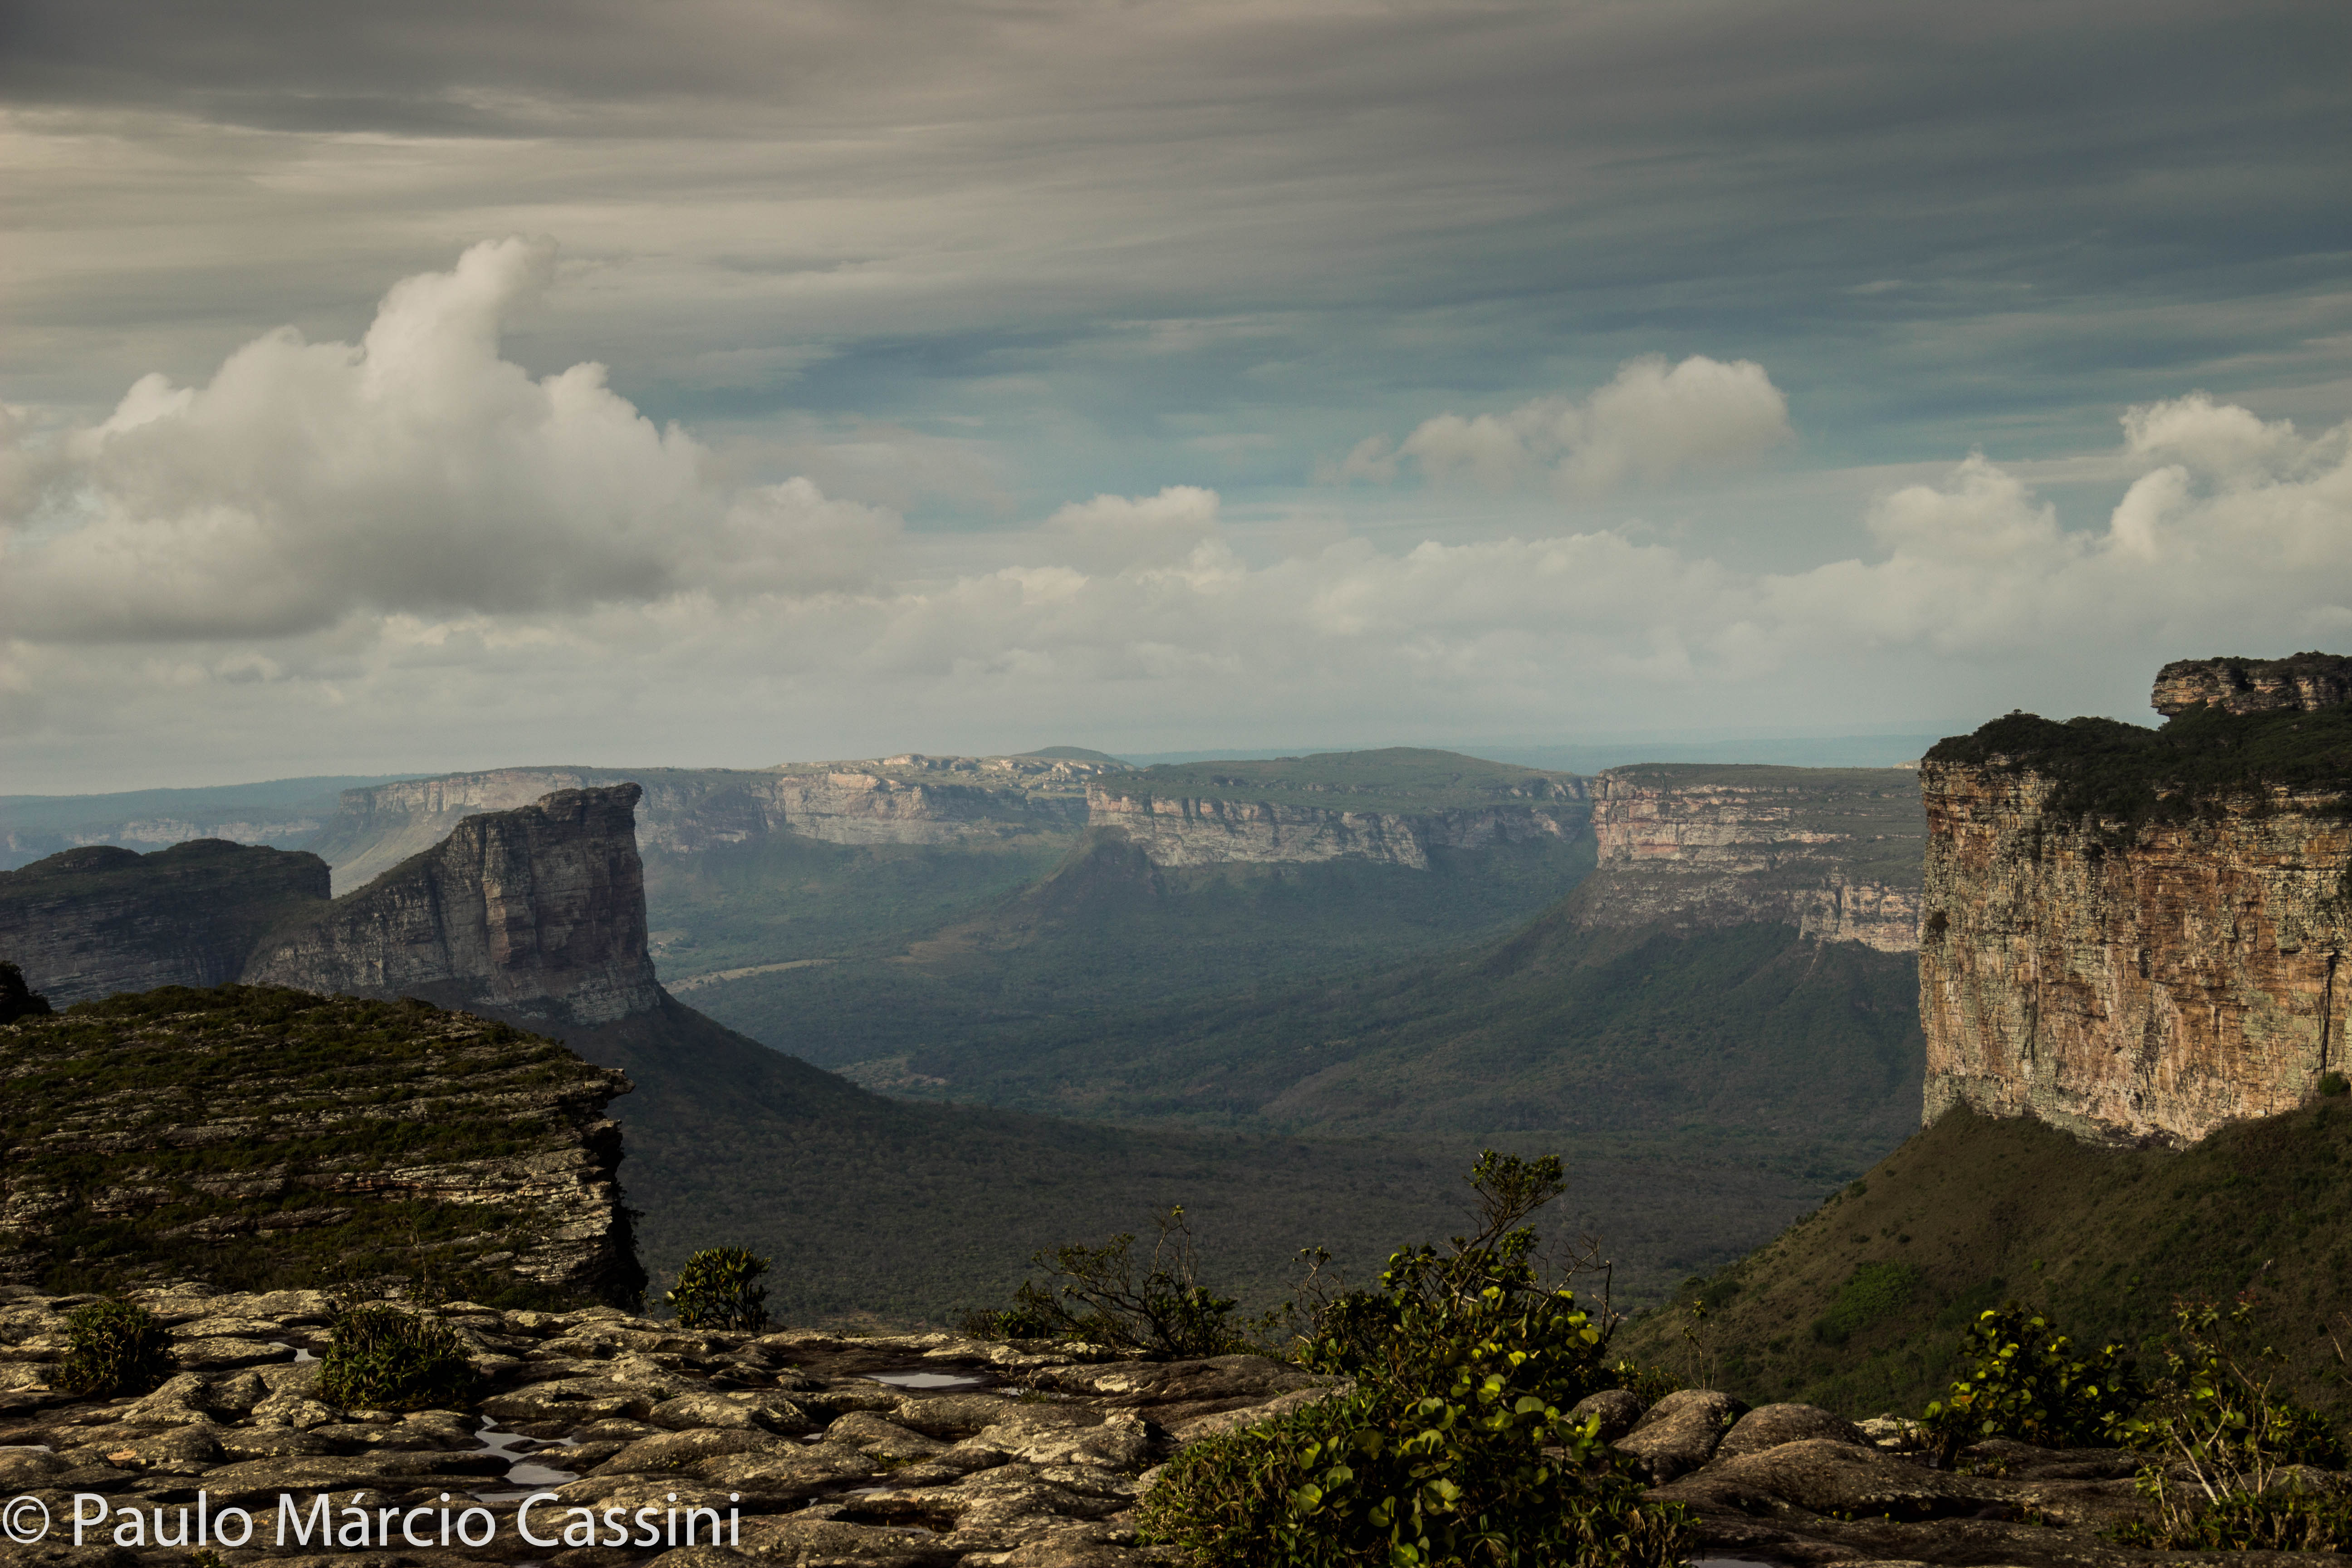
xmin=2152 ymin=650 xmax=2352 ymax=717
xmin=1085 ymin=785 xmax=1581 ymax=870
xmin=245 ymin=784 xmax=663 ymax=1027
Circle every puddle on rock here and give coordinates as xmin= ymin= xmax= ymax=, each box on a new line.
xmin=864 ymin=1371 xmax=986 ymax=1390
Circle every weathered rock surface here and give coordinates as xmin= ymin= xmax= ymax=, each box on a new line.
xmin=1576 ymin=765 xmax=1924 ymax=951
xmin=2153 ymin=651 xmax=2352 ymax=717
xmin=312 ymin=759 xmax=1116 ymax=889
xmin=0 ymin=990 xmax=639 ymax=1302
xmin=0 ymin=1284 xmax=1343 ymax=1566
xmin=1086 ymin=785 xmax=1580 ymax=870
xmin=0 ymin=840 xmax=329 ymax=1007
xmin=1919 ymin=753 xmax=2352 ymax=1147
xmin=245 ymin=785 xmax=662 ymax=1027
xmin=1613 ymin=1387 xmax=1746 ymax=1482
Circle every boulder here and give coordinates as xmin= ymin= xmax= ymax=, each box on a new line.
xmin=1566 ymin=1387 xmax=1644 ymax=1442
xmin=1613 ymin=1387 xmax=1745 ymax=1483
xmin=1716 ymin=1401 xmax=1869 ymax=1460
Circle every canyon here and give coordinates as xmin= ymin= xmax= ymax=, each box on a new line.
xmin=1920 ymin=654 xmax=2352 ymax=1146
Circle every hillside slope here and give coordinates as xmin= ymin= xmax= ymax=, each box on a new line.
xmin=1616 ymin=1101 xmax=2352 ymax=1422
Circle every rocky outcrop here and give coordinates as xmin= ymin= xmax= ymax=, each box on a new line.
xmin=246 ymin=785 xmax=662 ymax=1027
xmin=0 ymin=840 xmax=330 ymax=1007
xmin=1918 ymin=759 xmax=2351 ymax=1147
xmin=2152 ymin=650 xmax=2352 ymax=716
xmin=1087 ymin=786 xmax=1579 ymax=869
xmin=1573 ymin=766 xmax=1924 ymax=952
xmin=314 ymin=759 xmax=1105 ymax=889
xmin=0 ymin=988 xmax=638 ymax=1303
xmin=0 ymin=1286 xmax=1337 ymax=1568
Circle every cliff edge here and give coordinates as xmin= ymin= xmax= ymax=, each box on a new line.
xmin=1921 ymin=662 xmax=2352 ymax=1146
xmin=245 ymin=783 xmax=663 ymax=1026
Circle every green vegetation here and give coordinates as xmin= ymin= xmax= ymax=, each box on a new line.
xmin=317 ymin=1303 xmax=478 ymax=1411
xmin=1137 ymin=1153 xmax=1693 ymax=1567
xmin=0 ymin=985 xmax=635 ymax=1306
xmin=0 ymin=959 xmax=50 ymax=1023
xmin=1617 ymin=1102 xmax=2352 ymax=1422
xmin=1923 ymin=1305 xmax=2136 ymax=1460
xmin=982 ymin=1207 xmax=1250 ymax=1357
xmin=57 ymin=1299 xmax=174 ymax=1396
xmin=1812 ymin=1261 xmax=1920 ymax=1347
xmin=1927 ymin=699 xmax=2352 ymax=827
xmin=666 ymin=1246 xmax=774 ymax=1331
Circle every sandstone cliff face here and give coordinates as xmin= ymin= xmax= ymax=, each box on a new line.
xmin=1918 ymin=762 xmax=2350 ymax=1147
xmin=315 ymin=758 xmax=1102 ymax=889
xmin=245 ymin=784 xmax=663 ymax=1027
xmin=1085 ymin=785 xmax=1579 ymax=869
xmin=0 ymin=840 xmax=330 ymax=1006
xmin=2153 ymin=652 xmax=2352 ymax=717
xmin=0 ymin=988 xmax=639 ymax=1302
xmin=1574 ymin=767 xmax=1924 ymax=952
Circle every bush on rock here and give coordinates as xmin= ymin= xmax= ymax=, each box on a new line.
xmin=318 ymin=1303 xmax=477 ymax=1411
xmin=58 ymin=1299 xmax=173 ymax=1396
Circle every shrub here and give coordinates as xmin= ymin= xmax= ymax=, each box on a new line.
xmin=317 ymin=1303 xmax=477 ymax=1411
xmin=1138 ymin=1151 xmax=1693 ymax=1567
xmin=994 ymin=1207 xmax=1249 ymax=1359
xmin=2109 ymin=1480 xmax=2352 ymax=1551
xmin=2113 ymin=1294 xmax=2346 ymax=1541
xmin=1922 ymin=1304 xmax=2136 ymax=1461
xmin=2320 ymin=1071 xmax=2349 ymax=1098
xmin=57 ymin=1299 xmax=173 ymax=1396
xmin=0 ymin=960 xmax=51 ymax=1026
xmin=666 ymin=1246 xmax=773 ymax=1332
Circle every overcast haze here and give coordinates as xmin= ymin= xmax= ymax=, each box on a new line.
xmin=4 ymin=0 xmax=2349 ymax=792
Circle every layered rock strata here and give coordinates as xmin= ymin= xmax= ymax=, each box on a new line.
xmin=1087 ymin=786 xmax=1580 ymax=870
xmin=1574 ymin=766 xmax=1924 ymax=952
xmin=0 ymin=1290 xmax=2180 ymax=1568
xmin=0 ymin=840 xmax=330 ymax=1007
xmin=1918 ymin=760 xmax=2351 ymax=1147
xmin=246 ymin=785 xmax=662 ymax=1027
xmin=2152 ymin=650 xmax=2352 ymax=717
xmin=0 ymin=989 xmax=638 ymax=1303
xmin=314 ymin=759 xmax=1106 ymax=889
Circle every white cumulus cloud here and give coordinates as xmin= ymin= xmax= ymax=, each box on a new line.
xmin=0 ymin=239 xmax=900 ymax=642
xmin=1339 ymin=354 xmax=1793 ymax=495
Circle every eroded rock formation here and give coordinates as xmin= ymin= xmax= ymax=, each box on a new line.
xmin=1921 ymin=658 xmax=2352 ymax=1146
xmin=246 ymin=784 xmax=663 ymax=1027
xmin=2152 ymin=650 xmax=2352 ymax=717
xmin=1574 ymin=766 xmax=1924 ymax=952
xmin=0 ymin=988 xmax=639 ymax=1303
xmin=0 ymin=840 xmax=330 ymax=1007
xmin=1919 ymin=763 xmax=2350 ymax=1147
xmin=1086 ymin=785 xmax=1579 ymax=869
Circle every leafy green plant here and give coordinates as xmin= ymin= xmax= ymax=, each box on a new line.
xmin=2320 ymin=1071 xmax=2349 ymax=1098
xmin=2112 ymin=1294 xmax=2346 ymax=1542
xmin=317 ymin=1303 xmax=477 ymax=1411
xmin=1139 ymin=1151 xmax=1692 ymax=1566
xmin=995 ymin=1207 xmax=1250 ymax=1359
xmin=57 ymin=1298 xmax=174 ymax=1396
xmin=2110 ymin=1481 xmax=2352 ymax=1551
xmin=666 ymin=1245 xmax=773 ymax=1331
xmin=1922 ymin=1303 xmax=2136 ymax=1462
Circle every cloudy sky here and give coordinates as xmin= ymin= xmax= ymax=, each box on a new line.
xmin=4 ymin=0 xmax=2349 ymax=792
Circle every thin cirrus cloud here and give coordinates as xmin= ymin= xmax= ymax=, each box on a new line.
xmin=0 ymin=238 xmax=900 ymax=644
xmin=1331 ymin=355 xmax=1793 ymax=495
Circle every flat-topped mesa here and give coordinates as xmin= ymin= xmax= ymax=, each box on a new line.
xmin=1920 ymin=663 xmax=2352 ymax=1147
xmin=314 ymin=760 xmax=1092 ymax=888
xmin=245 ymin=784 xmax=663 ymax=1026
xmin=1085 ymin=785 xmax=1576 ymax=869
xmin=2152 ymin=651 xmax=2352 ymax=717
xmin=1573 ymin=766 xmax=1925 ymax=952
xmin=0 ymin=840 xmax=330 ymax=1007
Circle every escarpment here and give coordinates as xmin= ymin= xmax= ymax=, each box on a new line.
xmin=0 ymin=839 xmax=330 ymax=1007
xmin=0 ymin=986 xmax=639 ymax=1303
xmin=1920 ymin=660 xmax=2352 ymax=1146
xmin=1570 ymin=765 xmax=1924 ymax=952
xmin=245 ymin=784 xmax=663 ymax=1027
xmin=2152 ymin=650 xmax=2352 ymax=717
xmin=1085 ymin=785 xmax=1579 ymax=869
xmin=314 ymin=756 xmax=1105 ymax=888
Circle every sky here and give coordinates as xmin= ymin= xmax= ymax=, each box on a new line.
xmin=4 ymin=0 xmax=2350 ymax=793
